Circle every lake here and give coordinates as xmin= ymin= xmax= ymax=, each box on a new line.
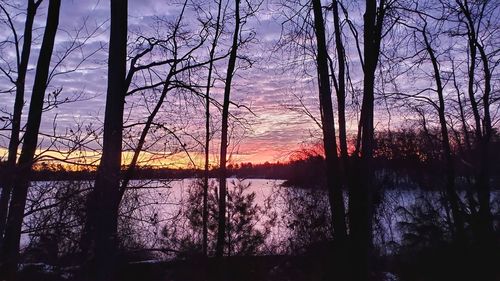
xmin=23 ymin=179 xmax=498 ymax=258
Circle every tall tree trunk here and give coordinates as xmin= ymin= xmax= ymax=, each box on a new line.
xmin=456 ymin=2 xmax=494 ymax=279
xmin=422 ymin=27 xmax=465 ymax=242
xmin=311 ymin=0 xmax=347 ymax=241
xmin=215 ymin=0 xmax=240 ymax=258
xmin=0 ymin=0 xmax=60 ymax=278
xmin=203 ymin=0 xmax=223 ymax=257
xmin=86 ymin=1 xmax=127 ymax=280
xmin=0 ymin=0 xmax=40 ymax=247
xmin=350 ymin=0 xmax=386 ymax=279
xmin=452 ymin=63 xmax=477 ymax=216
xmin=457 ymin=5 xmax=487 ymax=231
xmin=473 ymin=18 xmax=494 ymax=281
xmin=475 ymin=43 xmax=493 ymax=243
xmin=313 ymin=1 xmax=349 ymax=279
xmin=458 ymin=2 xmax=482 ymax=143
xmin=331 ymin=0 xmax=349 ymax=187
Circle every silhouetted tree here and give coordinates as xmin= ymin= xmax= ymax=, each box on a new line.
xmin=311 ymin=0 xmax=347 ymax=243
xmin=454 ymin=0 xmax=497 ymax=279
xmin=0 ymin=0 xmax=61 ymax=278
xmin=350 ymin=0 xmax=391 ymax=279
xmin=84 ymin=0 xmax=127 ymax=280
xmin=0 ymin=0 xmax=43 ymax=249
xmin=202 ymin=0 xmax=223 ymax=258
xmin=216 ymin=0 xmax=241 ymax=258
xmin=329 ymin=0 xmax=350 ymax=200
xmin=394 ymin=4 xmax=466 ymax=242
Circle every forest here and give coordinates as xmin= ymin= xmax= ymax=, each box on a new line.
xmin=0 ymin=0 xmax=498 ymax=280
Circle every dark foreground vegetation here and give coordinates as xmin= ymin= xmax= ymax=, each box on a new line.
xmin=0 ymin=0 xmax=499 ymax=280
xmin=5 ymin=177 xmax=500 ymax=281
xmin=1 ymin=129 xmax=499 ymax=280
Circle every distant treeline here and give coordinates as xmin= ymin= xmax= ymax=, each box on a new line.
xmin=7 ymin=129 xmax=498 ymax=190
xmin=14 ymin=162 xmax=292 ymax=181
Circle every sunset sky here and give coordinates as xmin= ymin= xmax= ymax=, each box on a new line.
xmin=0 ymin=0 xmax=455 ymax=168
xmin=0 ymin=0 xmax=341 ymax=167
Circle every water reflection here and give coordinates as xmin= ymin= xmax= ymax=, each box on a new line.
xmin=23 ymin=179 xmax=498 ymax=261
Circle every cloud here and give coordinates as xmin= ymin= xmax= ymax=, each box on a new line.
xmin=0 ymin=0 xmax=322 ymax=165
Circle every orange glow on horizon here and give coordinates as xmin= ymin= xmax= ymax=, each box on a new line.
xmin=1 ymin=146 xmax=297 ymax=171
xmin=1 ymin=139 xmax=366 ymax=170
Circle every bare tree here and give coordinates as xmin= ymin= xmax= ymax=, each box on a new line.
xmin=277 ymin=1 xmax=394 ymax=277
xmin=0 ymin=0 xmax=43 ymax=248
xmin=0 ymin=0 xmax=61 ymax=278
xmin=422 ymin=17 xmax=465 ymax=244
xmin=453 ymin=0 xmax=498 ymax=279
xmin=454 ymin=0 xmax=495 ymax=243
xmin=118 ymin=2 xmax=239 ymax=260
xmin=84 ymin=0 xmax=127 ymax=280
xmin=388 ymin=2 xmax=467 ymax=243
xmin=311 ymin=0 xmax=347 ymax=242
xmin=202 ymin=0 xmax=223 ymax=257
xmin=216 ymin=0 xmax=241 ymax=258
xmin=119 ymin=0 xmax=202 ymax=196
xmin=329 ymin=0 xmax=350 ymax=198
xmin=349 ymin=0 xmax=391 ymax=278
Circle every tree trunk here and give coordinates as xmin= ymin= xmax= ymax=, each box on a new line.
xmin=456 ymin=2 xmax=494 ymax=279
xmin=0 ymin=0 xmax=39 ymax=247
xmin=475 ymin=43 xmax=493 ymax=243
xmin=311 ymin=0 xmax=347 ymax=241
xmin=0 ymin=0 xmax=60 ymax=278
xmin=203 ymin=0 xmax=223 ymax=257
xmin=475 ymin=23 xmax=494 ymax=281
xmin=332 ymin=0 xmax=349 ymax=183
xmin=85 ymin=1 xmax=127 ymax=280
xmin=422 ymin=27 xmax=465 ymax=242
xmin=215 ymin=0 xmax=240 ymax=258
xmin=350 ymin=0 xmax=385 ymax=279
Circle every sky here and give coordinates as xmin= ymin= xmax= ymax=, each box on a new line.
xmin=3 ymin=0 xmax=496 ymax=168
xmin=0 ymin=0 xmax=330 ymax=167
